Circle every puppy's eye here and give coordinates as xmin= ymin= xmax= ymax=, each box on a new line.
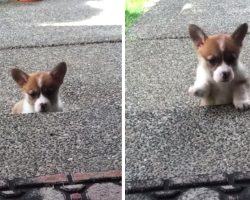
xmin=224 ymin=54 xmax=237 ymax=64
xmin=28 ymin=91 xmax=38 ymax=98
xmin=43 ymin=88 xmax=54 ymax=96
xmin=207 ymin=57 xmax=218 ymax=66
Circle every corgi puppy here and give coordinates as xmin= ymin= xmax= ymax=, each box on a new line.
xmin=11 ymin=62 xmax=67 ymax=114
xmin=188 ymin=23 xmax=250 ymax=110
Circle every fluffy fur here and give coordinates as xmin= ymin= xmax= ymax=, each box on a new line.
xmin=11 ymin=62 xmax=67 ymax=114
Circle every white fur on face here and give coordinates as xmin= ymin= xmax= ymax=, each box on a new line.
xmin=213 ymin=62 xmax=234 ymax=83
xmin=23 ymin=94 xmax=34 ymax=113
xmin=34 ymin=94 xmax=50 ymax=112
xmin=218 ymin=36 xmax=226 ymax=51
xmin=37 ymin=74 xmax=43 ymax=88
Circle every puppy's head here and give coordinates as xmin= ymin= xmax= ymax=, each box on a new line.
xmin=11 ymin=62 xmax=67 ymax=112
xmin=189 ymin=23 xmax=248 ymax=83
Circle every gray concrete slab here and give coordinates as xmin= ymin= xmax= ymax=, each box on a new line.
xmin=126 ymin=194 xmax=153 ymax=200
xmin=126 ymin=38 xmax=195 ymax=112
xmin=0 ymin=105 xmax=121 ymax=179
xmin=126 ymin=106 xmax=250 ymax=183
xmin=0 ymin=0 xmax=121 ymax=48
xmin=126 ymin=188 xmax=222 ymax=200
xmin=0 ymin=42 xmax=121 ymax=114
xmin=127 ymin=0 xmax=250 ymax=39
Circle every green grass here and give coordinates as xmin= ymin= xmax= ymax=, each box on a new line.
xmin=125 ymin=0 xmax=147 ymax=32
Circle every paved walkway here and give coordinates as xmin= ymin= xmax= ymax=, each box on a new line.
xmin=0 ymin=0 xmax=121 ymax=48
xmin=126 ymin=0 xmax=250 ymax=199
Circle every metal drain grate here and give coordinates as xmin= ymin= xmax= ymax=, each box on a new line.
xmin=126 ymin=172 xmax=250 ymax=199
xmin=0 ymin=170 xmax=121 ymax=200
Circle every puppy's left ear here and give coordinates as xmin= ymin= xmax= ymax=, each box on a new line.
xmin=231 ymin=23 xmax=248 ymax=46
xmin=189 ymin=24 xmax=208 ymax=48
xmin=50 ymin=62 xmax=67 ymax=84
xmin=11 ymin=68 xmax=29 ymax=87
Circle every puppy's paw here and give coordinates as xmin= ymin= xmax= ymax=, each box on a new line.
xmin=234 ymin=100 xmax=250 ymax=110
xmin=188 ymin=85 xmax=208 ymax=97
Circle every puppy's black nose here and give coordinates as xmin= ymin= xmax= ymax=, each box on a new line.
xmin=222 ymin=71 xmax=230 ymax=80
xmin=40 ymin=103 xmax=47 ymax=112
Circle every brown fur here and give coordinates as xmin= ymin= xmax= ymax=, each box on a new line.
xmin=12 ymin=100 xmax=24 ymax=114
xmin=11 ymin=62 xmax=67 ymax=113
xmin=197 ymin=34 xmax=240 ymax=64
xmin=21 ymin=72 xmax=60 ymax=108
xmin=188 ymin=23 xmax=249 ymax=109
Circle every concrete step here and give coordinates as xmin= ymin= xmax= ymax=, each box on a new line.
xmin=0 ymin=42 xmax=121 ymax=114
xmin=126 ymin=106 xmax=250 ymax=183
xmin=127 ymin=0 xmax=250 ymax=39
xmin=0 ymin=105 xmax=121 ymax=179
xmin=0 ymin=0 xmax=121 ymax=48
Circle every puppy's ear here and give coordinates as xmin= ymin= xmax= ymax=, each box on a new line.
xmin=231 ymin=23 xmax=248 ymax=46
xmin=189 ymin=24 xmax=208 ymax=48
xmin=11 ymin=68 xmax=29 ymax=87
xmin=50 ymin=62 xmax=67 ymax=84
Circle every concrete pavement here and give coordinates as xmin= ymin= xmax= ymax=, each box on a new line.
xmin=126 ymin=0 xmax=250 ymax=198
xmin=0 ymin=0 xmax=121 ymax=48
xmin=0 ymin=107 xmax=121 ymax=179
xmin=127 ymin=0 xmax=250 ymax=39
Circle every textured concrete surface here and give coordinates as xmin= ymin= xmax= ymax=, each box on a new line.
xmin=126 ymin=194 xmax=152 ymax=200
xmin=126 ymin=188 xmax=220 ymax=200
xmin=87 ymin=183 xmax=121 ymax=200
xmin=29 ymin=188 xmax=64 ymax=200
xmin=0 ymin=188 xmax=64 ymax=200
xmin=0 ymin=42 xmax=121 ymax=114
xmin=125 ymin=0 xmax=250 ymax=195
xmin=126 ymin=38 xmax=196 ymax=112
xmin=179 ymin=188 xmax=220 ymax=200
xmin=126 ymin=187 xmax=250 ymax=200
xmin=127 ymin=0 xmax=250 ymax=39
xmin=0 ymin=106 xmax=121 ymax=179
xmin=126 ymin=107 xmax=250 ymax=182
xmin=0 ymin=0 xmax=121 ymax=48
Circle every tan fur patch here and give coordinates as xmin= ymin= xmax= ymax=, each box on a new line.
xmin=12 ymin=100 xmax=24 ymax=114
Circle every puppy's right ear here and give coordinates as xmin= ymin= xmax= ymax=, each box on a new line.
xmin=231 ymin=23 xmax=248 ymax=46
xmin=189 ymin=24 xmax=208 ymax=48
xmin=50 ymin=62 xmax=67 ymax=85
xmin=11 ymin=68 xmax=29 ymax=87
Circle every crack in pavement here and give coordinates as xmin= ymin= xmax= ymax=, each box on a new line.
xmin=127 ymin=32 xmax=250 ymax=42
xmin=0 ymin=39 xmax=122 ymax=51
